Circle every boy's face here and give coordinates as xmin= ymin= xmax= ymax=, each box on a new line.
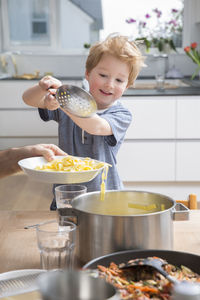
xmin=85 ymin=53 xmax=129 ymax=109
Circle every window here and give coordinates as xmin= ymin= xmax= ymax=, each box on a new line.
xmin=0 ymin=0 xmax=185 ymax=53
xmin=31 ymin=0 xmax=49 ymax=38
xmin=1 ymin=0 xmax=57 ymax=51
xmin=100 ymin=0 xmax=184 ymax=49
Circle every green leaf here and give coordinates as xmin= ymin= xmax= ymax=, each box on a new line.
xmin=169 ymin=39 xmax=177 ymax=52
xmin=191 ymin=66 xmax=200 ymax=80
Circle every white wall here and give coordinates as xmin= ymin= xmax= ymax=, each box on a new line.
xmin=60 ymin=0 xmax=93 ymax=49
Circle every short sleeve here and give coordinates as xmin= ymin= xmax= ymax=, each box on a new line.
xmin=100 ymin=104 xmax=132 ymax=146
xmin=38 ymin=108 xmax=59 ymax=122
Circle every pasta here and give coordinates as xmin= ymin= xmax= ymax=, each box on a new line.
xmin=35 ymin=155 xmax=111 ymax=199
xmin=100 ymin=164 xmax=109 ymax=201
xmin=35 ymin=155 xmax=108 ymax=172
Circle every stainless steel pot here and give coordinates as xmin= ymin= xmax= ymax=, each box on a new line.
xmin=58 ymin=190 xmax=189 ymax=265
xmin=37 ymin=270 xmax=119 ymax=300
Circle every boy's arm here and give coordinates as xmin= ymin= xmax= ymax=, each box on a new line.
xmin=64 ymin=110 xmax=113 ymax=136
xmin=22 ymin=76 xmax=62 ymax=109
xmin=22 ymin=84 xmax=47 ymax=108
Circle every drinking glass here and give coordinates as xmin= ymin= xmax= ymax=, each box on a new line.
xmin=36 ymin=220 xmax=76 ymax=270
xmin=55 ymin=184 xmax=87 ymax=209
xmin=55 ymin=184 xmax=87 ymax=224
xmin=154 ymin=54 xmax=168 ymax=90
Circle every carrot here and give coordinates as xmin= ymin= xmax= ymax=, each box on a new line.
xmin=97 ymin=265 xmax=107 ymax=272
xmin=109 ymin=269 xmax=119 ymax=276
xmin=127 ymin=284 xmax=160 ymax=294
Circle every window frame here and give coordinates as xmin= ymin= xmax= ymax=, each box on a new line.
xmin=0 ymin=0 xmax=59 ymax=52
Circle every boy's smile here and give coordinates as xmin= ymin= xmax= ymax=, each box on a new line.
xmin=85 ymin=54 xmax=129 ymax=110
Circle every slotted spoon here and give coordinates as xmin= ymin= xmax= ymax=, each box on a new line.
xmin=55 ymin=85 xmax=97 ymax=118
xmin=119 ymin=257 xmax=178 ymax=284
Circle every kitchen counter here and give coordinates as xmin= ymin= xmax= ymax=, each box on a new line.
xmin=0 ymin=210 xmax=200 ymax=273
xmin=124 ymin=86 xmax=200 ymax=96
xmin=0 ymin=76 xmax=200 ymax=96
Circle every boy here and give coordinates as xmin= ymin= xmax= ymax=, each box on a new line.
xmin=23 ymin=35 xmax=144 ymax=209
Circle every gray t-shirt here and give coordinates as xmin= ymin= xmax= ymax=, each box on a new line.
xmin=38 ymin=100 xmax=132 ymax=205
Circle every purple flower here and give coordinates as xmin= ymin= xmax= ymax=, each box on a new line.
xmin=169 ymin=19 xmax=177 ymax=26
xmin=153 ymin=8 xmax=162 ymax=18
xmin=126 ymin=18 xmax=136 ymax=24
xmin=145 ymin=13 xmax=151 ymax=19
xmin=172 ymin=8 xmax=178 ymax=13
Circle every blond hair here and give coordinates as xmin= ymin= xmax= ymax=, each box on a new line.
xmin=85 ymin=34 xmax=145 ymax=86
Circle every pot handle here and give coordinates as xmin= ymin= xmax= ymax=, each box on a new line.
xmin=57 ymin=208 xmax=79 ymax=225
xmin=172 ymin=203 xmax=189 ymax=221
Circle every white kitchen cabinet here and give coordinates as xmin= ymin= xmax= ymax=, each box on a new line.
xmin=176 ymin=96 xmax=200 ymax=138
xmin=0 ymin=110 xmax=57 ymax=136
xmin=122 ymin=97 xmax=176 ymax=139
xmin=0 ymin=80 xmax=37 ymax=108
xmin=117 ymin=141 xmax=175 ymax=181
xmin=118 ymin=97 xmax=176 ymax=182
xmin=176 ymin=141 xmax=200 ymax=181
xmin=0 ymin=137 xmax=58 ymax=149
xmin=0 ymin=79 xmax=82 ymax=109
xmin=175 ymin=96 xmax=200 ymax=181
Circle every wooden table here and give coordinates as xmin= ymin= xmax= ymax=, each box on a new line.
xmin=0 ymin=210 xmax=200 ymax=273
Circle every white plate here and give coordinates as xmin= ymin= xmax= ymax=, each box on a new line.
xmin=18 ymin=156 xmax=104 ymax=184
xmin=0 ymin=269 xmax=46 ymax=298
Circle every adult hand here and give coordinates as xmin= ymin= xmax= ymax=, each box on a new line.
xmin=0 ymin=144 xmax=67 ymax=179
xmin=27 ymin=144 xmax=67 ymax=161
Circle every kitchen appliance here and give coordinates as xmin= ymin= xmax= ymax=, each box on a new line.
xmin=58 ymin=190 xmax=189 ymax=264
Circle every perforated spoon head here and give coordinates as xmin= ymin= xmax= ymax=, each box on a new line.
xmin=56 ymin=85 xmax=97 ymax=118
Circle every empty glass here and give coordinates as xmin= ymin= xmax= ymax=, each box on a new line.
xmin=36 ymin=220 xmax=76 ymax=270
xmin=154 ymin=54 xmax=168 ymax=90
xmin=55 ymin=184 xmax=87 ymax=225
xmin=55 ymin=185 xmax=87 ymax=209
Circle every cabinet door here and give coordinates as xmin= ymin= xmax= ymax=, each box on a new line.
xmin=176 ymin=96 xmax=200 ymax=138
xmin=176 ymin=141 xmax=200 ymax=181
xmin=0 ymin=110 xmax=57 ymax=136
xmin=122 ymin=97 xmax=176 ymax=139
xmin=117 ymin=141 xmax=175 ymax=181
xmin=0 ymin=81 xmax=37 ymax=108
xmin=0 ymin=80 xmax=82 ymax=109
xmin=0 ymin=137 xmax=58 ymax=149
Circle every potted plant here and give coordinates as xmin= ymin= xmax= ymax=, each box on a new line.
xmin=184 ymin=42 xmax=200 ymax=80
xmin=126 ymin=7 xmax=183 ymax=53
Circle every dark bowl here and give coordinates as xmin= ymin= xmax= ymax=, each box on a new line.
xmin=83 ymin=249 xmax=200 ymax=274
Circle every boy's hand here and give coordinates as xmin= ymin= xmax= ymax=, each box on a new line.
xmin=44 ymin=92 xmax=60 ymax=110
xmin=39 ymin=76 xmax=61 ymax=110
xmin=39 ymin=75 xmax=62 ymax=91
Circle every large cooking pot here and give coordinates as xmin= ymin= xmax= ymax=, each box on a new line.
xmin=58 ymin=190 xmax=189 ymax=265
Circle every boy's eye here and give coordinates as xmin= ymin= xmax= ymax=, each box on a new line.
xmin=99 ymin=73 xmax=106 ymax=77
xmin=116 ymin=78 xmax=123 ymax=83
